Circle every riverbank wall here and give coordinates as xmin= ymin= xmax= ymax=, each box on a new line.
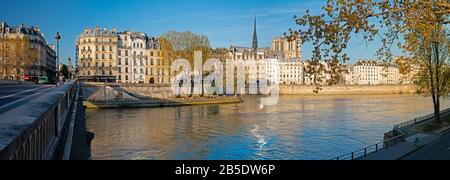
xmin=280 ymin=85 xmax=416 ymax=95
xmin=81 ymin=83 xmax=416 ymax=109
xmin=81 ymin=83 xmax=243 ymax=109
xmin=83 ymin=83 xmax=417 ymax=98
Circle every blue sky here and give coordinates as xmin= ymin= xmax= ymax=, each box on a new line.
xmin=1 ymin=0 xmax=403 ymax=64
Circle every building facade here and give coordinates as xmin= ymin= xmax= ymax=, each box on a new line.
xmin=272 ymin=36 xmax=302 ymax=59
xmin=352 ymin=60 xmax=400 ymax=85
xmin=229 ymin=46 xmax=269 ymax=60
xmin=117 ymin=31 xmax=147 ymax=84
xmin=264 ymin=58 xmax=304 ymax=85
xmin=266 ymin=58 xmax=405 ymax=86
xmin=77 ymin=27 xmax=169 ymax=84
xmin=0 ymin=22 xmax=56 ymax=82
xmin=278 ymin=58 xmax=304 ymax=85
xmin=76 ymin=27 xmax=118 ymax=82
xmin=264 ymin=58 xmax=279 ymax=85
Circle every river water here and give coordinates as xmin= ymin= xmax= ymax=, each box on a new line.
xmin=86 ymin=95 xmax=449 ymax=160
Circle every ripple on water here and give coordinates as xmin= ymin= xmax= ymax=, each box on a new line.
xmin=86 ymin=95 xmax=450 ymax=160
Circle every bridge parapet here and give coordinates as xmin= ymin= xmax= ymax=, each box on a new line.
xmin=0 ymin=80 xmax=79 ymax=160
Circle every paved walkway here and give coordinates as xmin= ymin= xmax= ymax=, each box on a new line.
xmin=401 ymin=131 xmax=450 ymax=160
xmin=359 ymin=134 xmax=438 ymax=160
xmin=69 ymin=90 xmax=94 ymax=160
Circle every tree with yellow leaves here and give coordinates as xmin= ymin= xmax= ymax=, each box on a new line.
xmin=159 ymin=31 xmax=212 ymax=65
xmin=290 ymin=0 xmax=450 ymax=122
xmin=0 ymin=36 xmax=38 ymax=80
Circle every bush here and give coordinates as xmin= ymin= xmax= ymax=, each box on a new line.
xmin=421 ymin=122 xmax=443 ymax=132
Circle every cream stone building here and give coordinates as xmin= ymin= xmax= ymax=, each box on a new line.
xmin=76 ymin=27 xmax=118 ymax=82
xmin=302 ymin=61 xmax=333 ymax=85
xmin=272 ymin=36 xmax=302 ymax=59
xmin=145 ymin=39 xmax=170 ymax=85
xmin=278 ymin=59 xmax=304 ymax=85
xmin=264 ymin=57 xmax=304 ymax=85
xmin=352 ymin=60 xmax=400 ymax=85
xmin=77 ymin=27 xmax=170 ymax=84
xmin=117 ymin=31 xmax=147 ymax=84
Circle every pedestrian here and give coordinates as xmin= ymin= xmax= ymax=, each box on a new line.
xmin=59 ymin=74 xmax=64 ymax=87
xmin=56 ymin=73 xmax=60 ymax=87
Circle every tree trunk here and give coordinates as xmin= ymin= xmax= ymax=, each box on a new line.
xmin=435 ymin=95 xmax=441 ymax=123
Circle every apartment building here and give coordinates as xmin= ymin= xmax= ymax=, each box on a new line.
xmin=76 ymin=27 xmax=118 ymax=82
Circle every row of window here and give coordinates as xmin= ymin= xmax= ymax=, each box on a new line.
xmin=80 ymin=68 xmax=171 ymax=76
xmin=80 ymin=47 xmax=160 ymax=57
xmin=81 ymin=54 xmax=113 ymax=60
xmin=81 ymin=45 xmax=113 ymax=52
xmin=117 ymin=67 xmax=170 ymax=76
xmin=235 ymin=55 xmax=264 ymax=60
xmin=132 ymin=43 xmax=144 ymax=48
xmin=82 ymin=38 xmax=114 ymax=44
xmin=117 ymin=76 xmax=171 ymax=83
xmin=280 ymin=75 xmax=302 ymax=78
xmin=80 ymin=58 xmax=164 ymax=67
xmin=82 ymin=62 xmax=113 ymax=68
xmin=280 ymin=71 xmax=302 ymax=74
xmin=81 ymin=70 xmax=113 ymax=76
xmin=355 ymin=70 xmax=380 ymax=73
xmin=117 ymin=58 xmax=163 ymax=66
xmin=359 ymin=78 xmax=379 ymax=81
xmin=118 ymin=50 xmax=160 ymax=57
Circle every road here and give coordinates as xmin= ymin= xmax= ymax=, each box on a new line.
xmin=401 ymin=131 xmax=450 ymax=160
xmin=0 ymin=84 xmax=56 ymax=114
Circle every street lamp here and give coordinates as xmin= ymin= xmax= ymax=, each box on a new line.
xmin=55 ymin=32 xmax=61 ymax=74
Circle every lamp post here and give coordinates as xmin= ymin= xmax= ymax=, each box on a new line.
xmin=55 ymin=32 xmax=61 ymax=75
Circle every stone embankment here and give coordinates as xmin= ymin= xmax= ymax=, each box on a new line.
xmin=280 ymin=85 xmax=416 ymax=95
xmin=82 ymin=83 xmax=242 ymax=109
xmin=81 ymin=83 xmax=416 ymax=109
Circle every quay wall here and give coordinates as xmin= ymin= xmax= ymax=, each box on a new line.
xmin=82 ymin=83 xmax=417 ymax=102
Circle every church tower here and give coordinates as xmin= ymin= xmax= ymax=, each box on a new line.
xmin=252 ymin=15 xmax=258 ymax=50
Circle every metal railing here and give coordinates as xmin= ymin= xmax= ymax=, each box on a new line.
xmin=334 ymin=107 xmax=450 ymax=160
xmin=393 ymin=108 xmax=450 ymax=130
xmin=333 ymin=134 xmax=405 ymax=160
xmin=0 ymin=80 xmax=79 ymax=160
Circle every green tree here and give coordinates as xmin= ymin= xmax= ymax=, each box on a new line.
xmin=61 ymin=64 xmax=69 ymax=79
xmin=290 ymin=0 xmax=450 ymax=122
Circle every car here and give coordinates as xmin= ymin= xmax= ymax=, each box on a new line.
xmin=22 ymin=75 xmax=30 ymax=81
xmin=38 ymin=75 xmax=49 ymax=84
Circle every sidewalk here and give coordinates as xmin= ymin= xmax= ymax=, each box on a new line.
xmin=69 ymin=88 xmax=94 ymax=160
xmin=358 ymin=134 xmax=439 ymax=160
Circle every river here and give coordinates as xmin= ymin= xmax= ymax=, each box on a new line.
xmin=86 ymin=95 xmax=449 ymax=160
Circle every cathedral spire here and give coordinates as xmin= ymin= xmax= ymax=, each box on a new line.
xmin=252 ymin=15 xmax=258 ymax=50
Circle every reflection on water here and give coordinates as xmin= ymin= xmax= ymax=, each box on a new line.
xmin=86 ymin=95 xmax=449 ymax=160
